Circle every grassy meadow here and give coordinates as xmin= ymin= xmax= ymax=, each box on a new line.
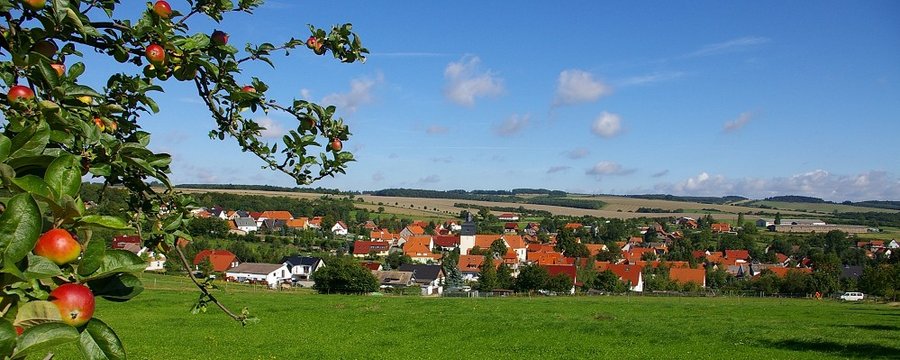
xmin=46 ymin=274 xmax=900 ymax=359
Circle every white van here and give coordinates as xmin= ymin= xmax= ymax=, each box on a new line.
xmin=839 ymin=292 xmax=865 ymax=301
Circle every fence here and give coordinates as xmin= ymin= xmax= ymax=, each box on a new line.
xmin=442 ymin=289 xmax=827 ymax=299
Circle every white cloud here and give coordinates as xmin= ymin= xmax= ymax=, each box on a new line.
xmin=619 ymin=71 xmax=685 ymax=86
xmin=425 ymin=125 xmax=449 ymax=135
xmin=418 ymin=174 xmax=441 ymax=184
xmin=723 ymin=112 xmax=753 ymax=132
xmin=564 ymin=147 xmax=590 ymax=159
xmin=586 ymin=161 xmax=636 ymax=179
xmin=444 ymin=56 xmax=504 ymax=106
xmin=553 ymin=69 xmax=611 ymax=106
xmin=322 ymin=73 xmax=383 ymax=114
xmin=300 ymin=88 xmax=311 ymax=99
xmin=256 ymin=117 xmax=285 ymax=139
xmin=685 ymin=36 xmax=771 ymax=58
xmin=547 ymin=166 xmax=571 ymax=174
xmin=591 ymin=111 xmax=623 ymax=138
xmin=651 ymin=169 xmax=670 ymax=178
xmin=655 ymin=170 xmax=900 ymax=201
xmin=493 ymin=113 xmax=530 ymax=136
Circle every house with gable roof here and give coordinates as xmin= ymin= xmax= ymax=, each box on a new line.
xmin=193 ymin=249 xmax=240 ymax=273
xmin=331 ymin=221 xmax=349 ymax=236
xmin=225 ymin=263 xmax=290 ymax=288
xmin=669 ymin=268 xmax=706 ymax=288
xmin=399 ymin=264 xmax=445 ymax=295
xmin=280 ymin=255 xmax=325 ymax=282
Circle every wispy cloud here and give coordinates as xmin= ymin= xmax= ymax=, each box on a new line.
xmin=684 ymin=36 xmax=771 ymax=58
xmin=651 ymin=169 xmax=670 ymax=178
xmin=418 ymin=174 xmax=441 ymax=184
xmin=493 ymin=113 xmax=530 ymax=136
xmin=723 ymin=112 xmax=753 ymax=133
xmin=430 ymin=156 xmax=454 ymax=164
xmin=256 ymin=117 xmax=285 ymax=139
xmin=591 ymin=111 xmax=623 ymax=138
xmin=372 ymin=172 xmax=384 ymax=182
xmin=547 ymin=166 xmax=572 ymax=174
xmin=322 ymin=73 xmax=383 ymax=114
xmin=444 ymin=56 xmax=504 ymax=106
xmin=586 ymin=161 xmax=636 ymax=179
xmin=654 ymin=170 xmax=900 ymax=202
xmin=564 ymin=147 xmax=590 ymax=160
xmin=618 ymin=71 xmax=685 ymax=87
xmin=425 ymin=125 xmax=449 ymax=135
xmin=553 ymin=69 xmax=612 ymax=106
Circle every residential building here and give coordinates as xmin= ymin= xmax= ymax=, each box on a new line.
xmin=225 ymin=263 xmax=290 ymax=288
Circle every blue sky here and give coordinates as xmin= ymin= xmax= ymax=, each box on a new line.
xmin=87 ymin=1 xmax=899 ymax=201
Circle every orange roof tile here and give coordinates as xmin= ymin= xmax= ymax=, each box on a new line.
xmin=504 ymin=235 xmax=525 ymax=249
xmin=260 ymin=211 xmax=293 ymax=220
xmin=767 ymin=267 xmax=812 ymax=278
xmin=404 ymin=225 xmax=425 ymax=235
xmin=585 ymin=244 xmax=608 ymax=257
xmin=285 ymin=218 xmax=308 ymax=228
xmin=669 ymin=268 xmax=706 ymax=286
xmin=193 ymin=250 xmax=238 ymax=272
xmin=474 ymin=234 xmax=504 ymax=249
xmin=564 ymin=223 xmax=583 ymax=229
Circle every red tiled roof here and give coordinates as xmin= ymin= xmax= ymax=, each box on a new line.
xmin=725 ymin=249 xmax=750 ymax=260
xmin=359 ymin=261 xmax=382 ymax=271
xmin=775 ymin=253 xmax=789 ymax=263
xmin=505 ymin=222 xmax=519 ymax=229
xmin=711 ymin=223 xmax=731 ymax=232
xmin=404 ymin=225 xmax=425 ymax=235
xmin=542 ymin=264 xmax=577 ymax=283
xmin=474 ymin=234 xmax=503 ymax=249
xmin=564 ymin=223 xmax=583 ymax=229
xmin=193 ymin=250 xmax=238 ymax=272
xmin=669 ymin=268 xmax=706 ymax=287
xmin=353 ymin=241 xmax=390 ymax=255
xmin=285 ymin=218 xmax=308 ymax=229
xmin=112 ymin=235 xmax=141 ymax=250
xmin=433 ymin=235 xmax=460 ymax=247
xmin=767 ymin=267 xmax=812 ymax=278
xmin=504 ymin=235 xmax=525 ymax=249
xmin=248 ymin=211 xmax=262 ymax=220
xmin=606 ymin=263 xmax=643 ymax=287
xmin=585 ymin=244 xmax=607 ymax=257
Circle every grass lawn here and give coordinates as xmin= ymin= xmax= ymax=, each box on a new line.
xmin=48 ymin=274 xmax=900 ymax=359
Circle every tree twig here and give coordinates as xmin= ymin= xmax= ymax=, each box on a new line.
xmin=173 ymin=244 xmax=245 ymax=323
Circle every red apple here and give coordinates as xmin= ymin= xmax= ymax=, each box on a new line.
xmin=211 ymin=30 xmax=228 ymax=46
xmin=22 ymin=0 xmax=46 ymax=10
xmin=92 ymin=117 xmax=105 ymax=132
xmin=33 ymin=228 xmax=81 ymax=265
xmin=31 ymin=40 xmax=57 ymax=58
xmin=306 ymin=36 xmax=320 ymax=49
xmin=50 ymin=284 xmax=95 ymax=327
xmin=51 ymin=63 xmax=65 ymax=77
xmin=7 ymin=85 xmax=35 ymax=102
xmin=15 ymin=326 xmax=23 ymax=336
xmin=152 ymin=0 xmax=171 ymax=19
xmin=145 ymin=44 xmax=166 ymax=65
xmin=241 ymin=85 xmax=256 ymax=93
xmin=330 ymin=139 xmax=342 ymax=151
xmin=301 ymin=117 xmax=315 ymax=131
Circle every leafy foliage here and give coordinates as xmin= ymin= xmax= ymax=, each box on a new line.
xmin=311 ymin=257 xmax=378 ymax=294
xmin=0 ymin=0 xmax=366 ymax=358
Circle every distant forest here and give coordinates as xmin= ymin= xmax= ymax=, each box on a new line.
xmin=366 ymin=188 xmax=604 ymax=210
xmin=624 ymin=194 xmax=748 ymax=204
xmin=763 ymin=196 xmax=900 ymax=210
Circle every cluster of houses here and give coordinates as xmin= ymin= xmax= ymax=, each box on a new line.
xmin=191 ymin=207 xmax=349 ymax=236
xmin=191 ymin=248 xmax=326 ymax=289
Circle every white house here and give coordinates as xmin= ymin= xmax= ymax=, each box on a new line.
xmin=399 ymin=264 xmax=445 ymax=296
xmin=331 ymin=221 xmax=349 ymax=236
xmin=225 ymin=263 xmax=290 ymax=288
xmin=234 ymin=217 xmax=258 ymax=233
xmin=498 ymin=213 xmax=520 ymax=221
xmin=280 ymin=256 xmax=325 ymax=282
xmin=887 ymin=240 xmax=899 ymax=249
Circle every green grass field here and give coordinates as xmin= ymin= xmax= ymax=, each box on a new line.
xmin=48 ymin=274 xmax=900 ymax=359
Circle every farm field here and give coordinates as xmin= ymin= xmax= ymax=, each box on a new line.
xmin=49 ymin=274 xmax=900 ymax=359
xmin=743 ymin=200 xmax=900 ymax=214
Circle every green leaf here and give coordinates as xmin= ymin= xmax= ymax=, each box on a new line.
xmin=78 ymin=318 xmax=126 ymax=360
xmin=10 ymin=175 xmax=55 ymax=201
xmin=87 ymin=273 xmax=144 ymax=302
xmin=88 ymin=164 xmax=111 ymax=177
xmin=77 ymin=236 xmax=106 ymax=277
xmin=75 ymin=215 xmax=129 ymax=230
xmin=9 ymin=122 xmax=50 ymax=160
xmin=45 ymin=154 xmax=82 ymax=198
xmin=64 ymin=84 xmax=103 ymax=98
xmin=13 ymin=322 xmax=79 ymax=358
xmin=0 ymin=194 xmax=43 ymax=269
xmin=13 ymin=301 xmax=63 ymax=328
xmin=0 ymin=134 xmax=10 ymax=162
xmin=69 ymin=62 xmax=86 ymax=78
xmin=37 ymin=61 xmax=59 ymax=87
xmin=24 ymin=254 xmax=62 ymax=280
xmin=81 ymin=250 xmax=146 ymax=281
xmin=0 ymin=318 xmax=16 ymax=359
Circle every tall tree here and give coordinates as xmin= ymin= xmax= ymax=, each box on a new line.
xmin=478 ymin=256 xmax=498 ymax=291
xmin=496 ymin=263 xmax=514 ymax=290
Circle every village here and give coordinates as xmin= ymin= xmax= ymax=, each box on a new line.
xmin=111 ymin=206 xmax=898 ymax=298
